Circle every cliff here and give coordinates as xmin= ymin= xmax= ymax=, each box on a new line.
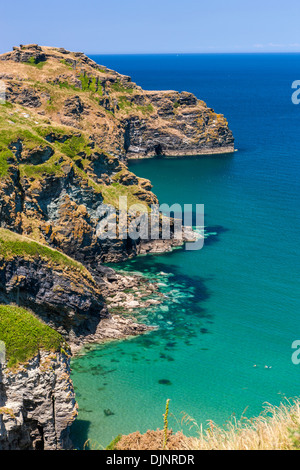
xmin=0 ymin=44 xmax=234 ymax=450
xmin=0 ymin=44 xmax=226 ymax=266
xmin=0 ymin=44 xmax=234 ymax=159
xmin=0 ymin=228 xmax=153 ymax=348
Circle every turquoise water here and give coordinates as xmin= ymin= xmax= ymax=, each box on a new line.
xmin=70 ymin=54 xmax=300 ymax=448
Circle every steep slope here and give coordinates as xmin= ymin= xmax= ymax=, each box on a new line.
xmin=0 ymin=228 xmax=152 ymax=348
xmin=0 ymin=44 xmax=234 ymax=158
xmin=0 ymin=305 xmax=76 ymax=450
xmin=0 ymin=44 xmax=234 ymax=450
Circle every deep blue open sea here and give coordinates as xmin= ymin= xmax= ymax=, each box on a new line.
xmin=70 ymin=54 xmax=300 ymax=449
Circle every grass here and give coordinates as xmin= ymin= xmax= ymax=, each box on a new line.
xmin=100 ymin=181 xmax=148 ymax=210
xmin=136 ymin=104 xmax=154 ymax=115
xmin=19 ymin=156 xmax=64 ymax=179
xmin=0 ymin=149 xmax=14 ymax=177
xmin=105 ymin=435 xmax=122 ymax=450
xmin=0 ymin=227 xmax=90 ymax=274
xmin=111 ymin=81 xmax=134 ymax=94
xmin=59 ymin=134 xmax=92 ymax=158
xmin=56 ymin=81 xmax=80 ymax=91
xmin=25 ymin=57 xmax=47 ymax=69
xmin=117 ymin=95 xmax=133 ymax=111
xmin=163 ymin=399 xmax=170 ymax=449
xmin=0 ymin=102 xmax=13 ymax=109
xmin=60 ymin=59 xmax=73 ymax=69
xmin=0 ymin=304 xmax=67 ymax=368
xmin=181 ymin=398 xmax=300 ymax=450
xmin=113 ymin=398 xmax=300 ymax=451
xmin=117 ymin=96 xmax=154 ymax=115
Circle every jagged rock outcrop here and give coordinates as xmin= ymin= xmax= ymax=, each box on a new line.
xmin=0 ymin=228 xmax=155 ymax=348
xmin=0 ymin=254 xmax=106 ymax=342
xmin=0 ymin=44 xmax=234 ymax=450
xmin=0 ymin=44 xmax=233 ymax=266
xmin=0 ymin=351 xmax=77 ymax=450
xmin=123 ymin=90 xmax=234 ymax=158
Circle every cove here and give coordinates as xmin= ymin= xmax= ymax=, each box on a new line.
xmin=70 ymin=53 xmax=300 ymax=449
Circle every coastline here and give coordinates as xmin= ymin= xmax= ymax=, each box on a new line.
xmin=126 ymin=145 xmax=235 ymax=159
xmin=70 ymin=315 xmax=157 ymax=356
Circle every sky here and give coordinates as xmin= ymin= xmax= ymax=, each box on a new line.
xmin=1 ymin=0 xmax=300 ymax=54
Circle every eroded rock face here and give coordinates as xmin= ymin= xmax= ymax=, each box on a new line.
xmin=0 ymin=351 xmax=77 ymax=450
xmin=123 ymin=90 xmax=234 ymax=158
xmin=0 ymin=45 xmax=235 ymax=450
xmin=0 ymin=44 xmax=234 ymax=158
xmin=0 ymin=43 xmax=234 ymax=265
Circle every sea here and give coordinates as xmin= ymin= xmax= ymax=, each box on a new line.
xmin=70 ymin=53 xmax=300 ymax=449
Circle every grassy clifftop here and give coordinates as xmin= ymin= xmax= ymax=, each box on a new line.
xmin=0 ymin=304 xmax=67 ymax=368
xmin=0 ymin=227 xmax=91 ymax=275
xmin=0 ymin=44 xmax=234 ymax=158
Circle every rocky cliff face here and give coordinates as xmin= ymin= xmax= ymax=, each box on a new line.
xmin=0 ymin=44 xmax=233 ymax=266
xmin=0 ymin=351 xmax=76 ymax=450
xmin=0 ymin=44 xmax=235 ymax=450
xmin=123 ymin=90 xmax=234 ymax=158
xmin=0 ymin=44 xmax=234 ymax=159
xmin=0 ymin=228 xmax=155 ymax=349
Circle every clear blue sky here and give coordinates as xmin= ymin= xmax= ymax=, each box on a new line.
xmin=1 ymin=0 xmax=300 ymax=54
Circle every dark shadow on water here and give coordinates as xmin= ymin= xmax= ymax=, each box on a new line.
xmin=70 ymin=419 xmax=91 ymax=450
xmin=110 ymin=255 xmax=214 ymax=342
xmin=203 ymin=225 xmax=229 ymax=246
xmin=104 ymin=223 xmax=229 ymax=343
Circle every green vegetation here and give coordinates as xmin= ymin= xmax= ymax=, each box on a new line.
xmin=117 ymin=95 xmax=133 ymax=111
xmin=117 ymin=96 xmax=153 ymax=115
xmin=0 ymin=304 xmax=67 ymax=368
xmin=162 ymin=399 xmax=170 ymax=450
xmin=19 ymin=156 xmax=64 ymax=179
xmin=0 ymin=127 xmax=46 ymax=152
xmin=48 ymin=73 xmax=103 ymax=96
xmin=0 ymin=149 xmax=14 ymax=177
xmin=101 ymin=181 xmax=148 ymax=210
xmin=136 ymin=103 xmax=154 ymax=115
xmin=111 ymin=81 xmax=133 ymax=94
xmin=45 ymin=96 xmax=58 ymax=112
xmin=59 ymin=134 xmax=92 ymax=158
xmin=0 ymin=228 xmax=89 ymax=273
xmin=105 ymin=435 xmax=122 ymax=450
xmin=0 ymin=102 xmax=13 ymax=109
xmin=173 ymin=101 xmax=180 ymax=109
xmin=25 ymin=57 xmax=47 ymax=69
xmin=79 ymin=74 xmax=102 ymax=95
xmin=60 ymin=59 xmax=73 ymax=69
xmin=56 ymin=81 xmax=79 ymax=91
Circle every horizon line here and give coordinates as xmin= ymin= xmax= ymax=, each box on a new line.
xmin=86 ymin=51 xmax=300 ymax=55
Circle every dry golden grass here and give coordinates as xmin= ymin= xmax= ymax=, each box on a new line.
xmin=112 ymin=398 xmax=300 ymax=451
xmin=181 ymin=398 xmax=300 ymax=450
